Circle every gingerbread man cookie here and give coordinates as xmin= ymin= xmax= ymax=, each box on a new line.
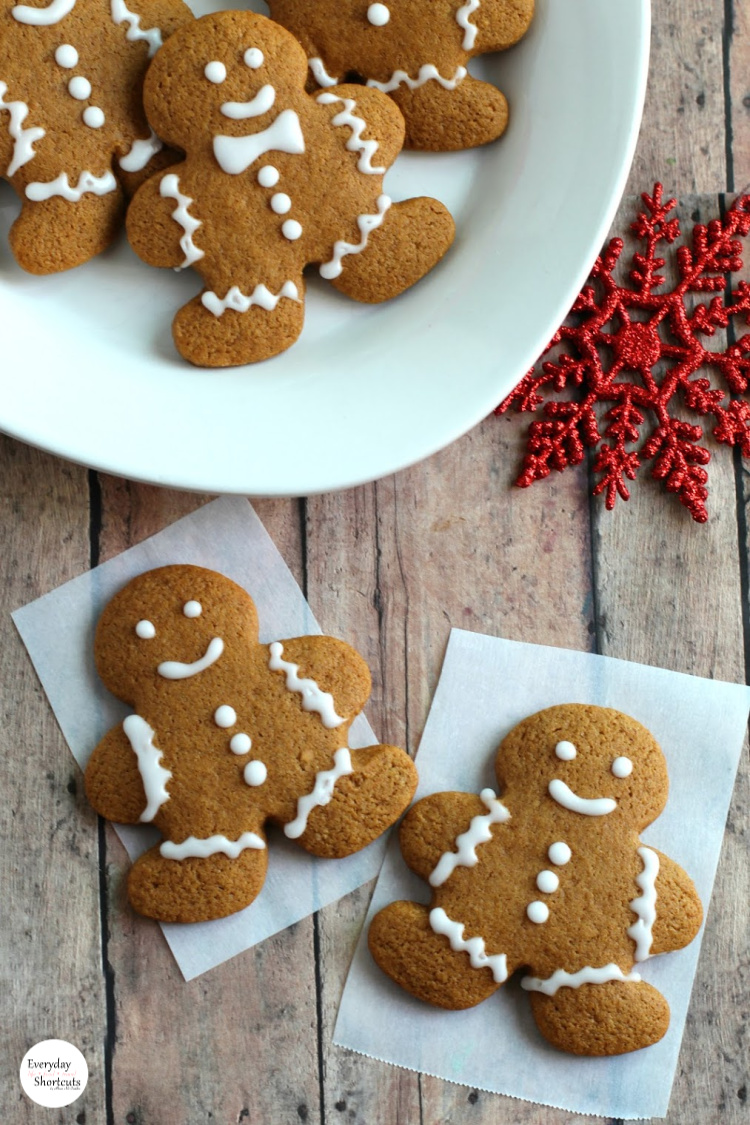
xmin=267 ymin=0 xmax=535 ymax=150
xmin=369 ymin=705 xmax=702 ymax=1055
xmin=0 ymin=0 xmax=192 ymax=273
xmin=84 ymin=565 xmax=418 ymax=924
xmin=125 ymin=10 xmax=455 ymax=367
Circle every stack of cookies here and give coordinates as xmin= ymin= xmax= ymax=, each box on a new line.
xmin=0 ymin=0 xmax=534 ymax=365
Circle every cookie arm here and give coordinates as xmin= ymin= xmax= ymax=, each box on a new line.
xmin=650 ymin=849 xmax=703 ymax=954
xmin=473 ymin=0 xmax=535 ymax=54
xmin=320 ymin=83 xmax=406 ymax=169
xmin=84 ymin=724 xmax=147 ymax=825
xmin=126 ymin=166 xmax=194 ymax=270
xmin=269 ymin=635 xmax=372 ymax=721
xmin=399 ymin=792 xmax=492 ymax=882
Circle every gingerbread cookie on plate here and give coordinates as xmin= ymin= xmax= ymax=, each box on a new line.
xmin=0 ymin=0 xmax=192 ymax=273
xmin=84 ymin=565 xmax=418 ymax=924
xmin=369 ymin=704 xmax=702 ymax=1055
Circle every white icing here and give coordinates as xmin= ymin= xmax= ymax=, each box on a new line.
xmin=316 ymin=92 xmax=385 ymax=175
xmin=160 ymin=831 xmax=265 ymax=861
xmin=282 ymin=219 xmax=302 ymax=241
xmin=429 ymin=907 xmax=508 ymax=983
xmin=270 ymin=192 xmax=291 ymax=214
xmin=319 ymin=194 xmax=391 ymax=280
xmin=612 ymin=755 xmax=633 ymax=778
xmin=548 ymin=841 xmax=571 ymax=865
xmin=221 ymin=84 xmax=276 ymax=120
xmin=68 ymin=75 xmax=91 ymax=100
xmin=202 ymin=281 xmax=300 ymax=318
xmin=367 ymin=3 xmax=390 ymax=26
xmin=159 ymin=173 xmax=204 ymax=270
xmin=135 ymin=619 xmax=155 ymax=639
xmin=555 ymin=740 xmax=576 ymax=761
xmin=284 ymin=747 xmax=353 ymax=838
xmin=244 ymin=48 xmax=263 ymax=69
xmin=119 ymin=130 xmax=163 ymax=173
xmin=183 ymin=600 xmax=202 ymax=618
xmin=122 ymin=714 xmax=172 ymax=822
xmin=12 ymin=0 xmax=75 ymax=25
xmin=157 ymin=636 xmax=224 ymax=679
xmin=110 ymin=0 xmax=162 ymax=58
xmin=521 ymin=963 xmax=642 ymax=996
xmin=204 ymin=61 xmax=226 ymax=84
xmin=548 ymin=778 xmax=616 ymax=817
xmin=268 ymin=641 xmax=345 ymax=728
xmin=536 ymin=869 xmax=559 ymax=893
xmin=214 ymin=705 xmax=236 ymax=729
xmin=456 ymin=0 xmax=480 ymax=50
xmin=83 ymin=106 xmax=105 ymax=129
xmin=230 ymin=733 xmax=252 ymax=755
xmin=429 ymin=788 xmax=510 ymax=887
xmin=243 ymin=760 xmax=267 ymax=787
xmin=25 ymin=169 xmax=117 ymax=201
xmin=55 ymin=44 xmax=78 ymax=68
xmin=257 ymin=164 xmax=279 ymax=188
xmin=527 ymin=900 xmax=549 ymax=924
xmin=367 ymin=64 xmax=467 ymax=95
xmin=213 ymin=109 xmax=305 ymax=176
xmin=308 ymin=57 xmax=339 ymax=88
xmin=627 ymin=846 xmax=659 ymax=962
xmin=0 ymin=82 xmax=45 ymax=178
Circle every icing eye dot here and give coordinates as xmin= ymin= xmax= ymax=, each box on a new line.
xmin=257 ymin=165 xmax=279 ymax=188
xmin=135 ymin=620 xmax=156 ymax=639
xmin=68 ymin=75 xmax=92 ymax=100
xmin=214 ymin=705 xmax=237 ymax=729
xmin=367 ymin=2 xmax=390 ymax=25
xmin=244 ymin=47 xmax=264 ymax=69
xmin=611 ymin=756 xmax=634 ymax=778
xmin=282 ymin=219 xmax=303 ymax=241
xmin=548 ymin=841 xmax=571 ymax=865
xmin=55 ymin=44 xmax=78 ymax=68
xmin=183 ymin=600 xmax=202 ymax=618
xmin=270 ymin=192 xmax=292 ymax=215
xmin=243 ymin=760 xmax=267 ymax=787
xmin=536 ymin=869 xmax=560 ymax=894
xmin=555 ymin=740 xmax=577 ymax=761
xmin=204 ymin=60 xmax=226 ymax=83
xmin=230 ymin=733 xmax=252 ymax=755
xmin=83 ymin=106 xmax=105 ymax=129
xmin=527 ymin=901 xmax=549 ymax=924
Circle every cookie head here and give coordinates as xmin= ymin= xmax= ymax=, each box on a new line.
xmin=496 ymin=705 xmax=669 ymax=829
xmin=94 ymin=564 xmax=259 ymax=702
xmin=143 ymin=10 xmax=309 ymax=151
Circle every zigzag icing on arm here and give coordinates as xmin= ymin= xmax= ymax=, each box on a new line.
xmin=159 ymin=173 xmax=204 ymax=270
xmin=0 ymin=82 xmax=45 ymax=176
xmin=319 ymin=194 xmax=391 ymax=281
xmin=316 ymin=93 xmax=385 ymax=174
xmin=122 ymin=714 xmax=172 ymax=822
xmin=308 ymin=57 xmax=339 ymax=88
xmin=456 ymin=0 xmax=480 ymax=49
xmin=284 ymin=747 xmax=353 ymax=839
xmin=119 ymin=129 xmax=162 ymax=173
xmin=429 ymin=788 xmax=510 ymax=887
xmin=110 ymin=0 xmax=162 ymax=57
xmin=627 ymin=845 xmax=659 ymax=961
xmin=430 ymin=907 xmax=508 ymax=983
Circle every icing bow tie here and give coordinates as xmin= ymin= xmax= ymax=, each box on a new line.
xmin=213 ymin=110 xmax=305 ymax=176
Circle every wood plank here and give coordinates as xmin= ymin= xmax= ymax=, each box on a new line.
xmin=92 ymin=483 xmax=321 ymax=1125
xmin=626 ymin=0 xmax=727 ymax=195
xmin=729 ymin=0 xmax=750 ymax=190
xmin=0 ymin=438 xmax=108 ymax=1124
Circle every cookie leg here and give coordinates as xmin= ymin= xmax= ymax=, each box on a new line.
xmin=528 ymin=980 xmax=671 ymax=1056
xmin=369 ymin=900 xmax=501 ymax=1009
xmin=172 ymin=284 xmax=306 ymax=368
xmin=390 ymin=75 xmax=509 ymax=151
xmin=329 ymin=198 xmax=454 ymax=303
xmin=290 ymin=744 xmax=418 ymax=857
xmin=128 ymin=841 xmax=269 ymax=923
xmin=9 ymin=189 xmax=126 ymax=274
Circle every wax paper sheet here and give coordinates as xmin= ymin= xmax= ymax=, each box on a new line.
xmin=333 ymin=629 xmax=750 ymax=1119
xmin=13 ymin=496 xmax=386 ymax=981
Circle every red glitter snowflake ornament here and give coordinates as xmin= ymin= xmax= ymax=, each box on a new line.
xmin=498 ymin=185 xmax=750 ymax=522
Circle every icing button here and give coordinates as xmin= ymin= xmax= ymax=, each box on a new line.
xmin=527 ymin=901 xmax=550 ymax=924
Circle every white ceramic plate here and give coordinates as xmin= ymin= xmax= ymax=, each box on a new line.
xmin=0 ymin=0 xmax=650 ymax=495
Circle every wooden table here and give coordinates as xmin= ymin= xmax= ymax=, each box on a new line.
xmin=4 ymin=4 xmax=749 ymax=1122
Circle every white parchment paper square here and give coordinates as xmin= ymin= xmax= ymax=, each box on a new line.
xmin=333 ymin=630 xmax=750 ymax=1120
xmin=12 ymin=495 xmax=387 ymax=982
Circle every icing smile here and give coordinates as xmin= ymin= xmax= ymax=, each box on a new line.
xmin=548 ymin=778 xmax=616 ymax=817
xmin=157 ymin=636 xmax=225 ymax=680
xmin=220 ymin=83 xmax=276 ymax=119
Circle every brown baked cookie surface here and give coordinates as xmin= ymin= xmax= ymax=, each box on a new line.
xmin=125 ymin=9 xmax=455 ymax=367
xmin=369 ymin=704 xmax=703 ymax=1056
xmin=0 ymin=0 xmax=192 ymax=274
xmin=84 ymin=564 xmax=417 ymax=924
xmin=267 ymin=0 xmax=535 ymax=151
